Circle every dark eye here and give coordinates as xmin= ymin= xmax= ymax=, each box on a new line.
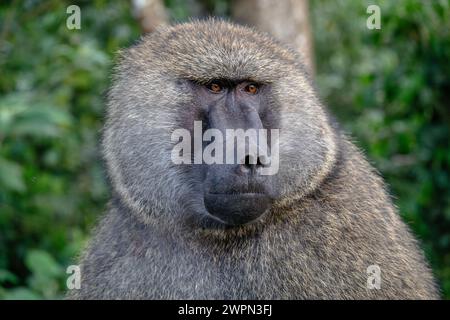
xmin=244 ymin=83 xmax=259 ymax=94
xmin=207 ymin=82 xmax=223 ymax=93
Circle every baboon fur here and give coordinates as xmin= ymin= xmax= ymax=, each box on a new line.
xmin=69 ymin=20 xmax=439 ymax=299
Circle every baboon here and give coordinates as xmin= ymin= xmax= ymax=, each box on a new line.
xmin=69 ymin=20 xmax=439 ymax=299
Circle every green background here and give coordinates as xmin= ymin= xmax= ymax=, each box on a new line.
xmin=0 ymin=0 xmax=449 ymax=299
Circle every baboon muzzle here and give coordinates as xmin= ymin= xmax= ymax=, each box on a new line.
xmin=202 ymin=90 xmax=276 ymax=226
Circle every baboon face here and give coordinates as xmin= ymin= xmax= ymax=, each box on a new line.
xmin=186 ymin=79 xmax=280 ymax=226
xmin=103 ymin=20 xmax=336 ymax=229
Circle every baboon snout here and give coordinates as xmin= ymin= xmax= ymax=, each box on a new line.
xmin=203 ymin=162 xmax=276 ymax=226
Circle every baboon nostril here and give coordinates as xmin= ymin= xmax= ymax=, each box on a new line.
xmin=257 ymin=156 xmax=264 ymax=167
xmin=244 ymin=155 xmax=252 ymax=167
xmin=244 ymin=155 xmax=264 ymax=168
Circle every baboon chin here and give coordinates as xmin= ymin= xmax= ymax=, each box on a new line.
xmin=69 ymin=20 xmax=440 ymax=299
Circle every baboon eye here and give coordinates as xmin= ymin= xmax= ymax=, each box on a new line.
xmin=244 ymin=83 xmax=259 ymax=94
xmin=207 ymin=82 xmax=223 ymax=93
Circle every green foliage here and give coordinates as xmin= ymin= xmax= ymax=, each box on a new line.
xmin=0 ymin=0 xmax=448 ymax=299
xmin=2 ymin=249 xmax=64 ymax=300
xmin=0 ymin=0 xmax=139 ymax=299
xmin=311 ymin=0 xmax=450 ymax=298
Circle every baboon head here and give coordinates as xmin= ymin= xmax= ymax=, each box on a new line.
xmin=103 ymin=20 xmax=336 ymax=229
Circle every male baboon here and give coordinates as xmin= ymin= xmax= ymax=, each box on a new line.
xmin=69 ymin=20 xmax=439 ymax=299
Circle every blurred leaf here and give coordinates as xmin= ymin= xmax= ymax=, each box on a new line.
xmin=2 ymin=287 xmax=41 ymax=300
xmin=0 ymin=158 xmax=26 ymax=192
xmin=25 ymin=250 xmax=62 ymax=279
xmin=0 ymin=269 xmax=18 ymax=284
xmin=0 ymin=94 xmax=72 ymax=138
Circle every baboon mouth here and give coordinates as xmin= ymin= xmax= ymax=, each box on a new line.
xmin=204 ymin=192 xmax=272 ymax=226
